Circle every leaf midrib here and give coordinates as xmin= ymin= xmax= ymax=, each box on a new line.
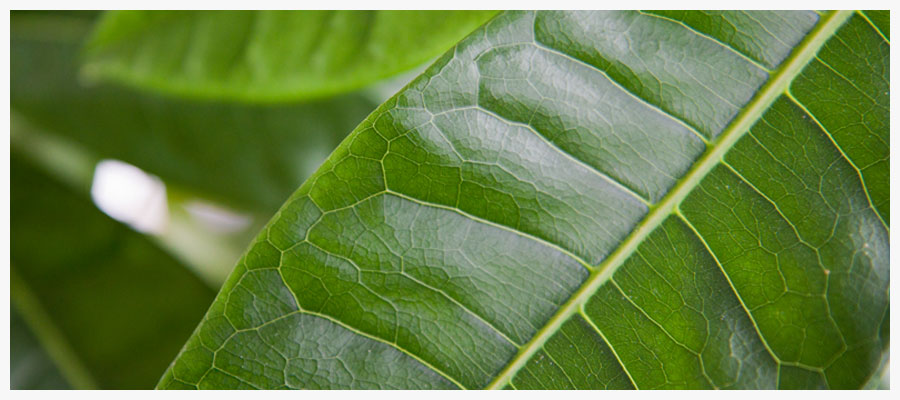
xmin=485 ymin=10 xmax=854 ymax=389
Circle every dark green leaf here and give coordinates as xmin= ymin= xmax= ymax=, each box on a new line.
xmin=161 ymin=11 xmax=888 ymax=389
xmin=82 ymin=11 xmax=499 ymax=102
xmin=11 ymin=154 xmax=216 ymax=389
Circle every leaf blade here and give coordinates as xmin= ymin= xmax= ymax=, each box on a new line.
xmin=82 ymin=11 xmax=499 ymax=102
xmin=162 ymin=10 xmax=888 ymax=389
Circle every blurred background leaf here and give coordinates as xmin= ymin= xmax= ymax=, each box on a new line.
xmin=11 ymin=11 xmax=377 ymax=215
xmin=82 ymin=10 xmax=498 ymax=102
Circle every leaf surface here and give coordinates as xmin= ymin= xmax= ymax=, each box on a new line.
xmin=161 ymin=10 xmax=889 ymax=389
xmin=82 ymin=11 xmax=499 ymax=102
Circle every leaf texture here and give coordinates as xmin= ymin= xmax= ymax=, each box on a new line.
xmin=160 ymin=10 xmax=889 ymax=389
xmin=83 ymin=11 xmax=499 ymax=102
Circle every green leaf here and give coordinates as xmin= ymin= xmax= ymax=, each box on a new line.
xmin=161 ymin=11 xmax=889 ymax=389
xmin=82 ymin=10 xmax=499 ymax=102
xmin=11 ymin=11 xmax=377 ymax=215
xmin=11 ymin=154 xmax=216 ymax=389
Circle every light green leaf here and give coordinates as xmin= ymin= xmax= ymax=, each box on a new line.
xmin=82 ymin=10 xmax=499 ymax=102
xmin=11 ymin=154 xmax=216 ymax=389
xmin=161 ymin=11 xmax=889 ymax=389
xmin=11 ymin=11 xmax=377 ymax=215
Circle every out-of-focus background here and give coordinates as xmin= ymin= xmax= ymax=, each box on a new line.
xmin=9 ymin=10 xmax=497 ymax=389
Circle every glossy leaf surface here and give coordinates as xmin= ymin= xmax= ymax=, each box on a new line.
xmin=11 ymin=12 xmax=376 ymax=215
xmin=161 ymin=11 xmax=889 ymax=389
xmin=83 ymin=11 xmax=498 ymax=102
xmin=11 ymin=155 xmax=216 ymax=389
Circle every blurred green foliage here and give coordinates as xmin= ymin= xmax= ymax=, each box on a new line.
xmin=11 ymin=154 xmax=215 ymax=388
xmin=11 ymin=11 xmax=377 ymax=214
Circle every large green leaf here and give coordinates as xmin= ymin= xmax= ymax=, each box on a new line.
xmin=160 ymin=10 xmax=889 ymax=389
xmin=82 ymin=11 xmax=499 ymax=102
xmin=11 ymin=154 xmax=216 ymax=389
xmin=11 ymin=11 xmax=376 ymax=215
